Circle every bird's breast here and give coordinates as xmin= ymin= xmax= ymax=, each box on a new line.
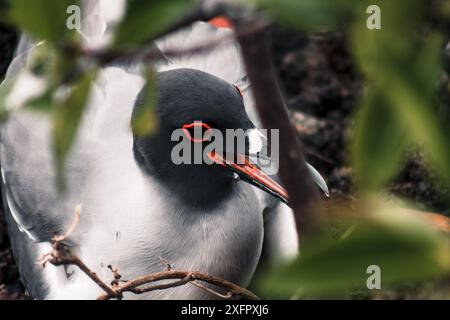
xmin=80 ymin=171 xmax=264 ymax=299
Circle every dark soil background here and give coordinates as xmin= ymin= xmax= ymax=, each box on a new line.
xmin=0 ymin=7 xmax=449 ymax=299
xmin=0 ymin=23 xmax=22 ymax=300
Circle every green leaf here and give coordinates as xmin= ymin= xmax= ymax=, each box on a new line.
xmin=252 ymin=0 xmax=358 ymax=31
xmin=52 ymin=69 xmax=96 ymax=190
xmin=26 ymin=91 xmax=53 ymax=113
xmin=352 ymin=6 xmax=450 ymax=189
xmin=0 ymin=1 xmax=10 ymax=24
xmin=352 ymin=89 xmax=410 ymax=191
xmin=113 ymin=0 xmax=196 ymax=49
xmin=131 ymin=68 xmax=159 ymax=136
xmin=10 ymin=0 xmax=79 ymax=43
xmin=257 ymin=205 xmax=450 ymax=298
xmin=0 ymin=77 xmax=14 ymax=121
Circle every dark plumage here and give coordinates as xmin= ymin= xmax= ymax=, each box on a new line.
xmin=133 ymin=68 xmax=254 ymax=207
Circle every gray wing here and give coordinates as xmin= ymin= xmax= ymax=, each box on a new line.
xmin=0 ymin=1 xmax=144 ymax=298
xmin=0 ymin=66 xmax=146 ymax=299
xmin=0 ymin=111 xmax=93 ymax=242
xmin=0 ymin=105 xmax=96 ymax=299
xmin=0 ymin=62 xmax=146 ymax=298
xmin=0 ymin=33 xmax=93 ymax=242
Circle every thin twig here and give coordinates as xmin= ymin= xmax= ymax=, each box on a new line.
xmin=159 ymin=256 xmax=172 ymax=271
xmin=98 ymin=270 xmax=259 ymax=300
xmin=52 ymin=205 xmax=81 ymax=242
xmin=190 ymin=281 xmax=234 ymax=299
xmin=126 ymin=276 xmax=193 ymax=296
xmin=107 ymin=265 xmax=123 ymax=287
xmin=40 ymin=206 xmax=259 ymax=301
xmin=66 ymin=253 xmax=119 ymax=298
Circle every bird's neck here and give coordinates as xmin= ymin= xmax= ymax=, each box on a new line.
xmin=133 ymin=142 xmax=235 ymax=209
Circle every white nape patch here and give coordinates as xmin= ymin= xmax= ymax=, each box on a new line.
xmin=247 ymin=129 xmax=265 ymax=155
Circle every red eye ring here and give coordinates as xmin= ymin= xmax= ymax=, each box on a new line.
xmin=182 ymin=122 xmax=213 ymax=143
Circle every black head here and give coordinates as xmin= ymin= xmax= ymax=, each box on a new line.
xmin=132 ymin=68 xmax=256 ymax=208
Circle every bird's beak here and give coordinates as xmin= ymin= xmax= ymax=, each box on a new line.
xmin=207 ymin=152 xmax=329 ymax=206
xmin=209 ymin=151 xmax=289 ymax=204
xmin=305 ymin=162 xmax=330 ymax=197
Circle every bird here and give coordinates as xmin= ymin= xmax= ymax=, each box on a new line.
xmin=0 ymin=0 xmax=329 ymax=299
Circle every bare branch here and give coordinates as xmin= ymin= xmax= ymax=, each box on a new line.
xmin=63 ymin=252 xmax=119 ymax=298
xmin=235 ymin=15 xmax=325 ymax=237
xmin=107 ymin=270 xmax=259 ymax=300
xmin=126 ymin=275 xmax=193 ymax=296
xmin=40 ymin=206 xmax=259 ymax=301
xmin=190 ymin=281 xmax=233 ymax=299
xmin=52 ymin=204 xmax=81 ymax=242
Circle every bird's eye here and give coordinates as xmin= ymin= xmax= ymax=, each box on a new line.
xmin=182 ymin=121 xmax=213 ymax=142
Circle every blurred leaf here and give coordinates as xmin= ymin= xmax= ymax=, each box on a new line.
xmin=25 ymin=43 xmax=75 ymax=87
xmin=352 ymin=89 xmax=410 ymax=191
xmin=131 ymin=68 xmax=159 ymax=136
xmin=258 ymin=203 xmax=450 ymax=298
xmin=3 ymin=44 xmax=78 ymax=115
xmin=351 ymin=0 xmax=450 ymax=189
xmin=113 ymin=0 xmax=196 ymax=49
xmin=0 ymin=77 xmax=14 ymax=121
xmin=53 ymin=69 xmax=96 ymax=190
xmin=26 ymin=91 xmax=53 ymax=113
xmin=0 ymin=1 xmax=11 ymax=24
xmin=440 ymin=0 xmax=450 ymax=20
xmin=252 ymin=0 xmax=359 ymax=31
xmin=351 ymin=0 xmax=424 ymax=79
xmin=10 ymin=0 xmax=79 ymax=43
